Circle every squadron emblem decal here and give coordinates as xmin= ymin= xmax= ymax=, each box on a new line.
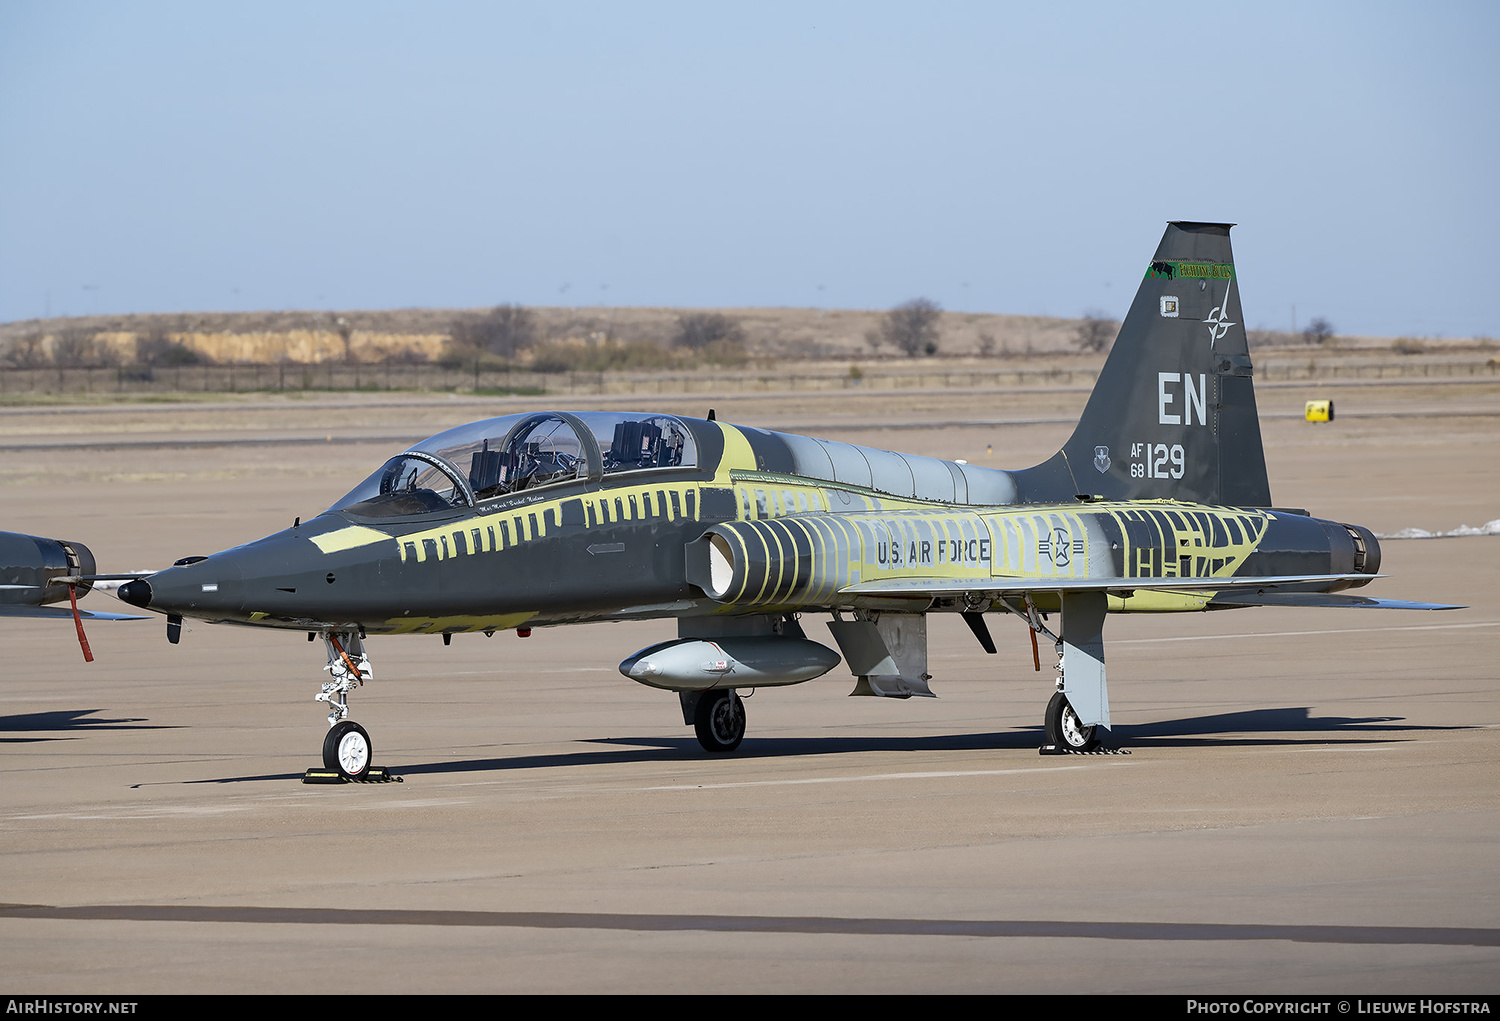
xmin=1094 ymin=445 xmax=1111 ymax=473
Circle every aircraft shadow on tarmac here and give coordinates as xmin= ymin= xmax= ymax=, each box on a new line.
xmin=1102 ymin=705 xmax=1461 ymax=747
xmin=179 ymin=706 xmax=1466 ymax=784
xmin=0 ymin=708 xmax=172 ymax=743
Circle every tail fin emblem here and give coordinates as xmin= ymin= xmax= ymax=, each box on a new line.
xmin=1205 ymin=281 xmax=1237 ymax=345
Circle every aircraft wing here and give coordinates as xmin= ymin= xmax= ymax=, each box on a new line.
xmin=1206 ymin=592 xmax=1464 ymax=610
xmin=840 ymin=574 xmax=1376 ymax=597
xmin=0 ymin=604 xmax=150 ymax=621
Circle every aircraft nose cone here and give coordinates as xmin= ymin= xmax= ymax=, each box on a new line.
xmin=130 ymin=556 xmax=246 ymax=619
xmin=117 ymin=579 xmax=153 ymax=607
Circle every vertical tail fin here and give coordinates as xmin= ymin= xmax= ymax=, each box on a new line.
xmin=1013 ymin=221 xmax=1271 ymax=507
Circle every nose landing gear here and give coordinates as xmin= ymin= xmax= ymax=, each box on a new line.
xmin=303 ymin=630 xmax=399 ymax=783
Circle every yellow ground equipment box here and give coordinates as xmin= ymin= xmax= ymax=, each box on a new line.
xmin=1304 ymin=400 xmax=1335 ymax=423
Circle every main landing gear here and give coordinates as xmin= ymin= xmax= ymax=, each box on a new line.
xmin=690 ymin=688 xmax=746 ymax=753
xmin=1007 ymin=592 xmax=1114 ymax=755
xmin=1045 ymin=689 xmax=1098 ymax=753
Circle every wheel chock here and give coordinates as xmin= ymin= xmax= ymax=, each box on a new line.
xmin=1038 ymin=745 xmax=1130 ymax=756
xmin=301 ymin=766 xmax=403 ymax=784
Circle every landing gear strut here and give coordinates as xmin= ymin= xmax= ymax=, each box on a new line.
xmin=314 ymin=630 xmax=370 ymax=726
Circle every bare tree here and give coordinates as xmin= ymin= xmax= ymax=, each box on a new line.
xmin=50 ymin=328 xmax=90 ymax=367
xmin=450 ymin=304 xmax=538 ymax=358
xmin=878 ymin=298 xmax=942 ymax=357
xmin=673 ymin=312 xmax=744 ymax=351
xmin=51 ymin=328 xmax=119 ymax=368
xmin=1075 ymin=311 xmax=1119 ymax=353
xmin=1302 ymin=316 xmax=1335 ymax=346
xmin=333 ymin=315 xmax=356 ymax=363
xmin=2 ymin=332 xmax=48 ymax=368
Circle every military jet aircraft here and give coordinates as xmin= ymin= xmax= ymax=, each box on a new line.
xmin=114 ymin=222 xmax=1456 ymax=779
xmin=1 ymin=531 xmax=148 ymax=661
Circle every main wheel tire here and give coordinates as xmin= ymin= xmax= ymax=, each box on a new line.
xmin=1044 ymin=691 xmax=1098 ymax=752
xmin=693 ymin=689 xmax=745 ymax=753
xmin=323 ymin=720 xmax=374 ymax=779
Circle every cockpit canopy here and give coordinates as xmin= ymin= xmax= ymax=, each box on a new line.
xmin=330 ymin=412 xmax=698 ymax=518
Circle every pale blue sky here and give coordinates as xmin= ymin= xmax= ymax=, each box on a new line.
xmin=3 ymin=1 xmax=1496 ymax=337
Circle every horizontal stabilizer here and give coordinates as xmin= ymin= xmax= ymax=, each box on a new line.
xmin=0 ymin=605 xmax=149 ymax=621
xmin=839 ymin=574 xmax=1373 ymax=598
xmin=1207 ymin=592 xmax=1464 ymax=610
xmin=53 ymin=573 xmax=159 ymax=584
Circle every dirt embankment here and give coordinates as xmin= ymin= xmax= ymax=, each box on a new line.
xmin=1 ymin=305 xmax=1489 ymax=368
xmin=0 ymin=306 xmax=1089 ymax=365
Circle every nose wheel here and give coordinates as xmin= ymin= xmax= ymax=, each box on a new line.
xmin=323 ymin=720 xmax=374 ymax=780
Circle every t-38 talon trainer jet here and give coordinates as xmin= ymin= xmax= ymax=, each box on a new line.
xmin=115 ymin=222 xmax=1458 ymax=778
xmin=1 ymin=531 xmax=149 ymax=661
